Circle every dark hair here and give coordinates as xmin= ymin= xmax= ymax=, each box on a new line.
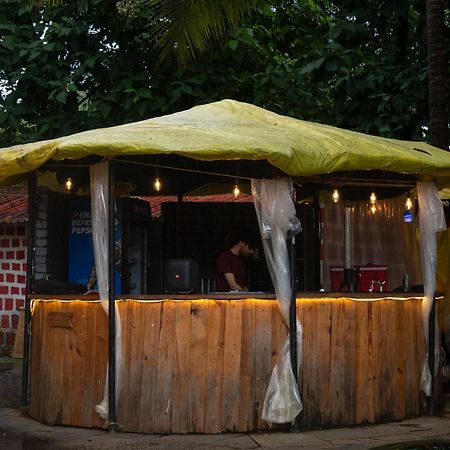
xmin=227 ymin=231 xmax=256 ymax=249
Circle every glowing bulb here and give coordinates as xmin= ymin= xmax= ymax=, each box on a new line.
xmin=332 ymin=189 xmax=339 ymax=203
xmin=65 ymin=177 xmax=73 ymax=191
xmin=233 ymin=184 xmax=240 ymax=197
xmin=405 ymin=196 xmax=413 ymax=211
xmin=369 ymin=192 xmax=377 ymax=204
xmin=153 ymin=177 xmax=161 ymax=192
xmin=370 ymin=204 xmax=377 ymax=214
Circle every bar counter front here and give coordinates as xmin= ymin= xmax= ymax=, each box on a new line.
xmin=28 ymin=292 xmax=427 ymax=433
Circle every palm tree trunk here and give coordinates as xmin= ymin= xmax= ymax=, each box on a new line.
xmin=426 ymin=0 xmax=449 ymax=150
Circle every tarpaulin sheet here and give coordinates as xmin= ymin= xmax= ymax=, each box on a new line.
xmin=2 ymin=100 xmax=450 ymax=187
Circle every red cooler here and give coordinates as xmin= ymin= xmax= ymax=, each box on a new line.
xmin=358 ymin=265 xmax=387 ymax=292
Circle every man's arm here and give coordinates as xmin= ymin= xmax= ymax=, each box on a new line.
xmin=224 ymin=272 xmax=244 ymax=291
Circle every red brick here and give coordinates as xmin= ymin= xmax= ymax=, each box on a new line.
xmin=0 ymin=251 xmax=3 ymax=258
xmin=11 ymin=314 xmax=19 ymax=329
xmin=0 ymin=239 xmax=9 ymax=248
xmin=12 ymin=263 xmax=20 ymax=271
xmin=17 ymin=226 xmax=26 ymax=235
xmin=5 ymin=250 xmax=14 ymax=259
xmin=22 ymin=238 xmax=28 ymax=246
xmin=6 ymin=332 xmax=15 ymax=345
xmin=0 ymin=274 xmax=3 ymax=283
xmin=22 ymin=263 xmax=27 ymax=271
xmin=4 ymin=299 xmax=13 ymax=310
xmin=21 ymin=287 xmax=26 ymax=295
xmin=17 ymin=275 xmax=26 ymax=284
xmin=0 ymin=285 xmax=9 ymax=295
xmin=1 ymin=262 xmax=10 ymax=270
xmin=15 ymin=299 xmax=24 ymax=309
xmin=11 ymin=287 xmax=19 ymax=295
xmin=16 ymin=250 xmax=25 ymax=260
xmin=1 ymin=315 xmax=10 ymax=328
xmin=0 ymin=299 xmax=3 ymax=309
xmin=0 ymin=331 xmax=3 ymax=345
xmin=6 ymin=274 xmax=14 ymax=283
xmin=11 ymin=239 xmax=20 ymax=246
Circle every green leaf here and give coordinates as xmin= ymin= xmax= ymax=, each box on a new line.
xmin=227 ymin=40 xmax=239 ymax=51
xmin=298 ymin=57 xmax=325 ymax=75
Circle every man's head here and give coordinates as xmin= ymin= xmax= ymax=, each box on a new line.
xmin=228 ymin=233 xmax=255 ymax=257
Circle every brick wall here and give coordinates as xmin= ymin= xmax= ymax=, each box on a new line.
xmin=0 ymin=223 xmax=27 ymax=356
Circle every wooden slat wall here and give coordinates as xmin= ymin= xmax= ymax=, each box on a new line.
xmin=29 ymin=300 xmax=107 ymax=428
xmin=29 ymin=297 xmax=427 ymax=433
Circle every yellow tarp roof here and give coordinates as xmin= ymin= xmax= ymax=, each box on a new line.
xmin=2 ymin=99 xmax=450 ymax=187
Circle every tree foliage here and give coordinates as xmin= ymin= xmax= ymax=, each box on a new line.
xmin=0 ymin=0 xmax=448 ymax=147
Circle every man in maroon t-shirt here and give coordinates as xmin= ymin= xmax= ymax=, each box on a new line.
xmin=215 ymin=236 xmax=254 ymax=291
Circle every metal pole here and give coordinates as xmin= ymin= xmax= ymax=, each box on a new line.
xmin=22 ymin=172 xmax=37 ymax=410
xmin=428 ymin=297 xmax=436 ymax=414
xmin=107 ymin=161 xmax=117 ymax=432
xmin=288 ymin=234 xmax=299 ymax=430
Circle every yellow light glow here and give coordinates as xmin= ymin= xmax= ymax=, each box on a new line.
xmin=65 ymin=177 xmax=73 ymax=191
xmin=405 ymin=196 xmax=413 ymax=211
xmin=369 ymin=192 xmax=377 ymax=204
xmin=332 ymin=189 xmax=339 ymax=203
xmin=233 ymin=184 xmax=240 ymax=197
xmin=153 ymin=177 xmax=161 ymax=192
xmin=370 ymin=204 xmax=377 ymax=214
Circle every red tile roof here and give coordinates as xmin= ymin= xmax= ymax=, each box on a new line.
xmin=0 ymin=185 xmax=28 ymax=223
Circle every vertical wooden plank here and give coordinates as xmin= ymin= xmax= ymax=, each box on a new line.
xmin=170 ymin=301 xmax=192 ymax=433
xmin=138 ymin=302 xmax=163 ymax=433
xmin=238 ymin=299 xmax=256 ymax=431
xmin=92 ymin=301 xmax=108 ymax=429
xmin=394 ymin=300 xmax=406 ymax=420
xmin=254 ymin=300 xmax=272 ymax=430
xmin=203 ymin=300 xmax=225 ymax=433
xmin=379 ymin=300 xmax=391 ymax=421
xmin=343 ymin=299 xmax=356 ymax=425
xmin=354 ymin=301 xmax=369 ymax=424
xmin=367 ymin=301 xmax=376 ymax=423
xmin=188 ymin=300 xmax=208 ymax=432
xmin=221 ymin=300 xmax=243 ymax=431
xmin=152 ymin=301 xmax=176 ymax=433
xmin=328 ymin=299 xmax=346 ymax=425
xmin=314 ymin=299 xmax=332 ymax=426
xmin=29 ymin=301 xmax=44 ymax=419
xmin=298 ymin=299 xmax=319 ymax=429
xmin=79 ymin=301 xmax=100 ymax=428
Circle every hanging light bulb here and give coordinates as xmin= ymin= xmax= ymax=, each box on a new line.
xmin=65 ymin=177 xmax=73 ymax=191
xmin=369 ymin=192 xmax=377 ymax=204
xmin=153 ymin=176 xmax=161 ymax=192
xmin=370 ymin=203 xmax=377 ymax=214
xmin=233 ymin=183 xmax=240 ymax=198
xmin=405 ymin=194 xmax=413 ymax=211
xmin=331 ymin=189 xmax=340 ymax=203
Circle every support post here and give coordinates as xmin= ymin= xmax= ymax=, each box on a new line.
xmin=22 ymin=172 xmax=37 ymax=410
xmin=107 ymin=161 xmax=117 ymax=432
xmin=288 ymin=234 xmax=299 ymax=430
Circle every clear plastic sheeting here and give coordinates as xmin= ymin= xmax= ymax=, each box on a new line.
xmin=252 ymin=178 xmax=303 ymax=424
xmin=417 ymin=181 xmax=446 ymax=396
xmin=90 ymin=162 xmax=123 ymax=420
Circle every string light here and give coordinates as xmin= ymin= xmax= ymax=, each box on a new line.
xmin=331 ymin=189 xmax=340 ymax=203
xmin=65 ymin=177 xmax=73 ymax=191
xmin=369 ymin=192 xmax=377 ymax=205
xmin=233 ymin=184 xmax=240 ymax=197
xmin=370 ymin=204 xmax=377 ymax=214
xmin=405 ymin=193 xmax=413 ymax=211
xmin=153 ymin=176 xmax=162 ymax=192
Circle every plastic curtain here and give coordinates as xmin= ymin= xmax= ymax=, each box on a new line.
xmin=417 ymin=181 xmax=446 ymax=396
xmin=252 ymin=178 xmax=303 ymax=424
xmin=90 ymin=162 xmax=123 ymax=420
